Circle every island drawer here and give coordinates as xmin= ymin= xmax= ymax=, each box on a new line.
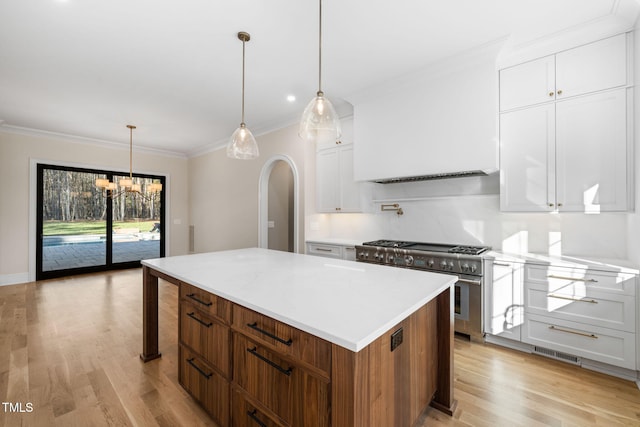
xmin=525 ymin=265 xmax=636 ymax=296
xmin=232 ymin=304 xmax=331 ymax=376
xmin=180 ymin=282 xmax=231 ymax=323
xmin=232 ymin=333 xmax=330 ymax=427
xmin=180 ymin=301 xmax=231 ymax=377
xmin=179 ymin=345 xmax=230 ymax=426
xmin=231 ymin=387 xmax=287 ymax=427
xmin=306 ymin=243 xmax=342 ymax=259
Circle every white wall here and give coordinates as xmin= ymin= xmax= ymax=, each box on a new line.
xmin=188 ymin=124 xmax=308 ymax=254
xmin=0 ymin=130 xmax=189 ymax=284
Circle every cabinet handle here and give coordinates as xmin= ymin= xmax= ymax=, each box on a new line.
xmin=493 ymin=262 xmax=511 ymax=267
xmin=187 ymin=312 xmax=213 ymax=328
xmin=315 ymin=248 xmax=333 ymax=252
xmin=547 ymin=293 xmax=598 ymax=304
xmin=186 ymin=293 xmax=213 ymax=307
xmin=548 ymin=91 xmax=554 ymax=97
xmin=247 ymin=347 xmax=292 ymax=376
xmin=247 ymin=410 xmax=268 ymax=427
xmin=557 ymin=89 xmax=563 ymax=95
xmin=246 ymin=322 xmax=293 ymax=346
xmin=548 ymin=203 xmax=554 ymax=207
xmin=547 ymin=275 xmax=598 ymax=283
xmin=186 ymin=357 xmax=213 ymax=379
xmin=548 ymin=325 xmax=598 ymax=339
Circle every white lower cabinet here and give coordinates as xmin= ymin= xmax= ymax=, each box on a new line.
xmin=486 ymin=256 xmax=638 ymax=373
xmin=484 ymin=259 xmax=524 ymax=341
xmin=306 ymin=242 xmax=356 ymax=261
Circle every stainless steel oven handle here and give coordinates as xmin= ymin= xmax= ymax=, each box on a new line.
xmin=456 ymin=277 xmax=482 ymax=286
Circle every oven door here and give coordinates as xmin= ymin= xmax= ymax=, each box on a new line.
xmin=454 ymin=276 xmax=483 ymax=342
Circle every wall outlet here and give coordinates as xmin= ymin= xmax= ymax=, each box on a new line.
xmin=267 ymin=221 xmax=275 ymax=228
xmin=390 ymin=327 xmax=403 ymax=352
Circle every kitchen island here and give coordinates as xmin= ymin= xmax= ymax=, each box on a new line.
xmin=141 ymin=248 xmax=456 ymax=426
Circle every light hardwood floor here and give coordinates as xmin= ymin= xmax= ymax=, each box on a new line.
xmin=1 ymin=269 xmax=639 ymax=426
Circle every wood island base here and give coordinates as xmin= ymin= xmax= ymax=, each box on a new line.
xmin=141 ymin=259 xmax=455 ymax=426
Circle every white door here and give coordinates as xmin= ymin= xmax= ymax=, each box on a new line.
xmin=500 ymin=104 xmax=556 ymax=211
xmin=555 ymin=89 xmax=629 ymax=212
xmin=316 ymin=148 xmax=340 ymax=212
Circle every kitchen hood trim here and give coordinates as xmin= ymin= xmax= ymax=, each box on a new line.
xmin=371 ymin=168 xmax=498 ymax=184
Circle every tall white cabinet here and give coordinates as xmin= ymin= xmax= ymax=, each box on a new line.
xmin=499 ymin=33 xmax=633 ymax=212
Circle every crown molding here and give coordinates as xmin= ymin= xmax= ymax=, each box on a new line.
xmin=0 ymin=123 xmax=187 ymax=158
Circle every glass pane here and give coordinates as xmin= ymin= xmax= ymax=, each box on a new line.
xmin=42 ymin=169 xmax=107 ymax=271
xmin=111 ymin=176 xmax=162 ymax=263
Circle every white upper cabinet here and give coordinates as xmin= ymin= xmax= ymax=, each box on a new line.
xmin=499 ymin=33 xmax=628 ymax=112
xmin=499 ymin=33 xmax=633 ymax=212
xmin=315 ymin=117 xmax=364 ymax=213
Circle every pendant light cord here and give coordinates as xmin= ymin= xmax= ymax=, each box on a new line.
xmin=128 ymin=125 xmax=134 ymax=180
xmin=241 ymin=37 xmax=246 ymax=125
xmin=318 ymin=0 xmax=323 ymax=94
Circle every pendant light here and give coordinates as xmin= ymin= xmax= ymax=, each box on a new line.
xmin=95 ymin=125 xmax=162 ymax=200
xmin=299 ymin=0 xmax=341 ymax=144
xmin=227 ymin=31 xmax=259 ymax=159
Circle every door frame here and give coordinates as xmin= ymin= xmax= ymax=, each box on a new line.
xmin=29 ymin=159 xmax=169 ymax=281
xmin=258 ymin=155 xmax=300 ymax=253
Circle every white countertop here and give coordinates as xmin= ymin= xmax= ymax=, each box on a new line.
xmin=485 ymin=250 xmax=639 ymax=275
xmin=142 ymin=248 xmax=455 ymax=352
xmin=305 ymin=238 xmax=362 ymax=247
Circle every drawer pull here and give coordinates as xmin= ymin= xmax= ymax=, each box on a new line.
xmin=186 ymin=293 xmax=213 ymax=307
xmin=493 ymin=262 xmax=512 ymax=267
xmin=315 ymin=248 xmax=334 ymax=252
xmin=547 ymin=294 xmax=598 ymax=304
xmin=547 ymin=275 xmax=598 ymax=283
xmin=247 ymin=409 xmax=268 ymax=427
xmin=186 ymin=357 xmax=212 ymax=379
xmin=548 ymin=325 xmax=598 ymax=339
xmin=247 ymin=347 xmax=292 ymax=376
xmin=247 ymin=322 xmax=293 ymax=346
xmin=187 ymin=312 xmax=213 ymax=328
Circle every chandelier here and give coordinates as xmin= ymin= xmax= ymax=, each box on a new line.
xmin=95 ymin=125 xmax=162 ymax=200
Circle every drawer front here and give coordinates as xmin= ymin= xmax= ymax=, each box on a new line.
xmin=180 ymin=301 xmax=231 ymax=377
xmin=233 ymin=333 xmax=330 ymax=427
xmin=525 ymin=287 xmax=634 ymax=332
xmin=523 ymin=314 xmax=636 ymax=369
xmin=232 ymin=305 xmax=331 ymax=376
xmin=233 ymin=334 xmax=294 ymax=423
xmin=525 ymin=264 xmax=636 ymax=296
xmin=179 ymin=345 xmax=230 ymax=426
xmin=307 ymin=243 xmax=342 ymax=259
xmin=231 ymin=388 xmax=286 ymax=427
xmin=180 ymin=281 xmax=231 ymax=323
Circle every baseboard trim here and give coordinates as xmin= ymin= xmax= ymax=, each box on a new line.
xmin=0 ymin=272 xmax=29 ymax=286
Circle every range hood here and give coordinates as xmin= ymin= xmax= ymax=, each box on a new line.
xmin=373 ymin=169 xmax=496 ymax=184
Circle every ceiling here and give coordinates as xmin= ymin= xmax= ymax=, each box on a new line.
xmin=0 ymin=0 xmax=634 ymax=157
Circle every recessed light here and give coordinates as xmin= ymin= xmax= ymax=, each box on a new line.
xmin=286 ymin=95 xmax=296 ymax=103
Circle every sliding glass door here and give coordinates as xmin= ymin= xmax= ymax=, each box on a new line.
xmin=36 ymin=164 xmax=165 ymax=280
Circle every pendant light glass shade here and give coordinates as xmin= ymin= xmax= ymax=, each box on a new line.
xmin=227 ymin=31 xmax=259 ymax=159
xmin=227 ymin=123 xmax=258 ymax=159
xmin=299 ymin=90 xmax=341 ymax=144
xmin=299 ymin=0 xmax=341 ymax=144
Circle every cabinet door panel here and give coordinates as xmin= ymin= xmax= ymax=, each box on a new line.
xmin=316 ymin=149 xmax=340 ymax=212
xmin=500 ymin=104 xmax=556 ymax=211
xmin=338 ymin=146 xmax=360 ymax=212
xmin=555 ymin=34 xmax=627 ymax=99
xmin=486 ymin=261 xmax=523 ymax=340
xmin=500 ymin=56 xmax=555 ymax=111
xmin=556 ymin=89 xmax=628 ymax=212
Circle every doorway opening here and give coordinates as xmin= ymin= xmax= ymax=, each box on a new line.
xmin=258 ymin=155 xmax=299 ymax=253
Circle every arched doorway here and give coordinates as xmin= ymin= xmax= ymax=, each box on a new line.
xmin=258 ymin=155 xmax=300 ymax=253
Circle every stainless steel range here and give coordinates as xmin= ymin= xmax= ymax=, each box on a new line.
xmin=355 ymin=239 xmax=490 ymax=342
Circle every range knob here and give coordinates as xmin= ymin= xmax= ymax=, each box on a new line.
xmin=440 ymin=260 xmax=448 ymax=270
xmin=427 ymin=259 xmax=435 ymax=268
xmin=404 ymin=255 xmax=414 ymax=266
xmin=374 ymin=252 xmax=380 ymax=259
xmin=470 ymin=264 xmax=477 ymax=273
xmin=448 ymin=262 xmax=455 ymax=270
xmin=461 ymin=263 xmax=469 ymax=272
